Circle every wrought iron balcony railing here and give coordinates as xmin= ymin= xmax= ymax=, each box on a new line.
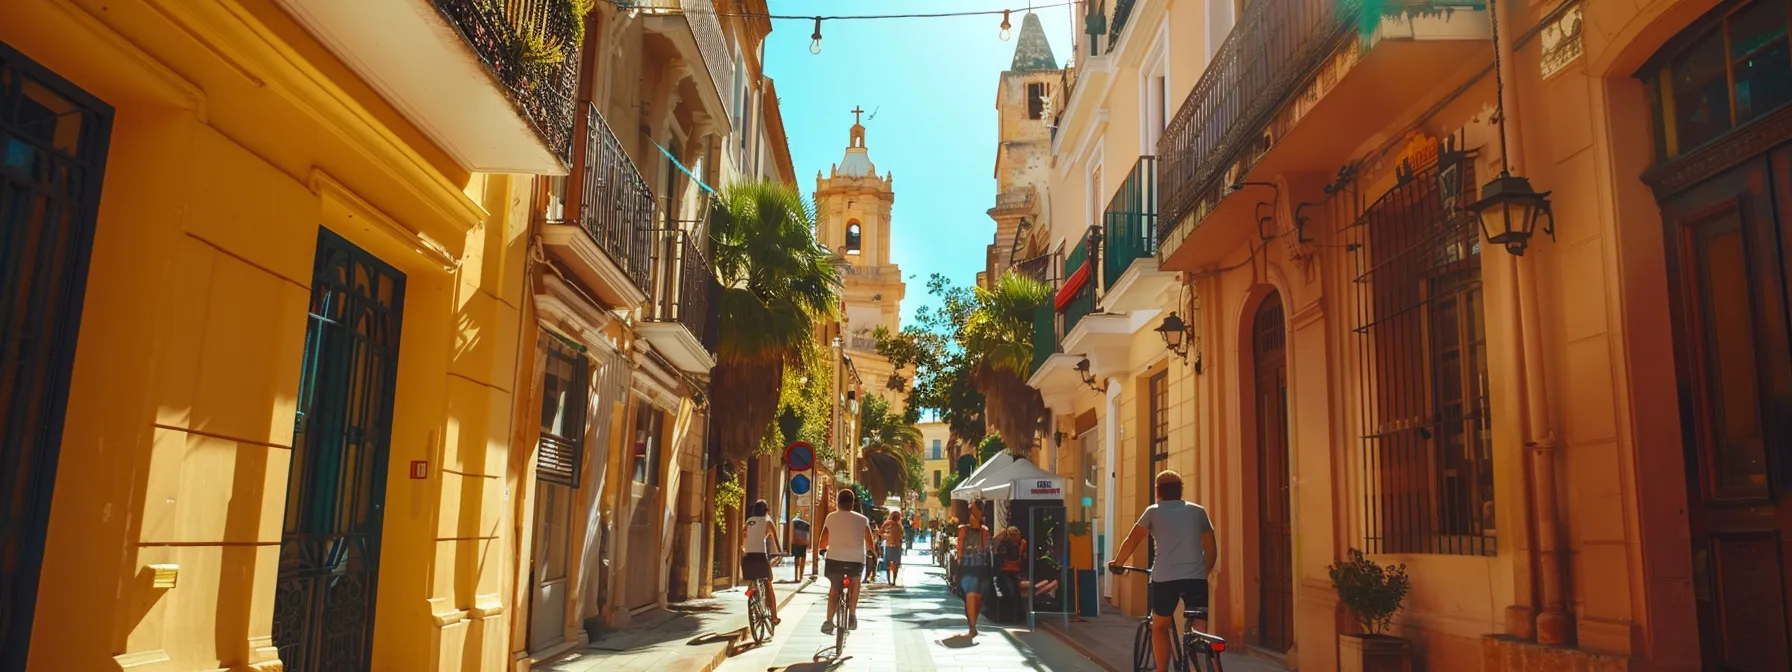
xmin=433 ymin=0 xmax=582 ymax=162
xmin=1108 ymin=0 xmax=1140 ymax=53
xmin=1158 ymin=0 xmax=1357 ymax=242
xmin=648 ymin=228 xmax=717 ymax=349
xmin=1103 ymin=156 xmax=1157 ymax=288
xmin=1014 ymin=251 xmax=1054 ymax=284
xmin=567 ymin=102 xmax=655 ymax=295
xmin=628 ymin=0 xmax=734 ymax=124
xmin=1061 ymin=232 xmax=1098 ymax=334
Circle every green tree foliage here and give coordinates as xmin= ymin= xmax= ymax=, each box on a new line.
xmin=964 ymin=272 xmax=1052 ymax=452
xmin=710 ymin=182 xmax=840 ymax=463
xmin=874 ymin=275 xmax=987 ymax=444
xmin=977 ymin=434 xmax=1009 ymax=462
xmin=858 ymin=393 xmax=924 ymax=505
xmin=937 ymin=469 xmax=963 ymax=510
xmin=760 ymin=343 xmax=844 ymax=465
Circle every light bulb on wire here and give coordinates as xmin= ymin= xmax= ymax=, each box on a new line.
xmin=810 ymin=17 xmax=823 ymax=55
xmin=999 ymin=10 xmax=1012 ymax=41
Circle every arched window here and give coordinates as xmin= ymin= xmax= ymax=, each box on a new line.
xmin=846 ymin=221 xmax=862 ymax=254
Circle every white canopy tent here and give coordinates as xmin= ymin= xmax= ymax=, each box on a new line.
xmin=949 ymin=451 xmax=1017 ymax=500
xmin=951 ymin=455 xmax=1065 ymax=502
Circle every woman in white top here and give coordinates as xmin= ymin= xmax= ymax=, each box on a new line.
xmin=740 ymin=499 xmax=782 ymax=624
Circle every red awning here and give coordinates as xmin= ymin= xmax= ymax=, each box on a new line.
xmin=1054 ymin=261 xmax=1089 ymax=311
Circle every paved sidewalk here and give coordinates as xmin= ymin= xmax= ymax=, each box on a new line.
xmin=541 ymin=559 xmax=814 ymax=672
xmin=720 ymin=547 xmax=1104 ymax=671
xmin=1041 ymin=609 xmax=1287 ymax=672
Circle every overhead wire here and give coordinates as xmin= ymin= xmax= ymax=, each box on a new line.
xmin=598 ymin=0 xmax=1078 ymax=21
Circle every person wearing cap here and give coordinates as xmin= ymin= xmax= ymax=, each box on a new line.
xmin=1107 ymin=470 xmax=1217 ymax=672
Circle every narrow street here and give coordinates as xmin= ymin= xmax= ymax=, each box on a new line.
xmin=721 ymin=545 xmax=1103 ymax=672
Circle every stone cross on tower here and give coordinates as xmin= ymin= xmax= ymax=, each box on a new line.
xmin=849 ymin=106 xmax=866 ymax=148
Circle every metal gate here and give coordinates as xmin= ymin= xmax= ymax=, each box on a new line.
xmin=0 ymin=42 xmax=112 ymax=671
xmin=272 ymin=228 xmax=406 ymax=671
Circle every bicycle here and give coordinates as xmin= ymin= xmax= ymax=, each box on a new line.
xmin=1112 ymin=565 xmax=1227 ymax=672
xmin=814 ymin=569 xmax=857 ymax=663
xmin=745 ymin=553 xmax=785 ymax=645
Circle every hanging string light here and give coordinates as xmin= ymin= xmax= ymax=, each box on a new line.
xmin=598 ymin=0 xmax=1077 ymax=55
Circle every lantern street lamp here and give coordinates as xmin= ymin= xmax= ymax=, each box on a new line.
xmin=1074 ymin=357 xmax=1102 ymax=392
xmin=1470 ymin=0 xmax=1556 ymax=257
xmin=1468 ymin=173 xmax=1555 ymax=256
xmin=1155 ymin=312 xmax=1204 ymax=374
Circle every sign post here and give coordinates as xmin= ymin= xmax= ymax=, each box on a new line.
xmin=782 ymin=441 xmax=815 ymax=579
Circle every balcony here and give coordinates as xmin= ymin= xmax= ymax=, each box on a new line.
xmin=275 ymin=0 xmax=582 ymax=172
xmin=1100 ymin=156 xmax=1176 ymax=313
xmin=1027 ymin=303 xmax=1086 ymax=417
xmin=639 ymin=228 xmax=717 ymax=374
xmin=1106 ymin=0 xmax=1141 ymax=53
xmin=1157 ymin=0 xmax=1490 ymax=271
xmin=542 ymin=104 xmax=654 ymax=309
xmin=632 ymin=0 xmax=734 ymax=133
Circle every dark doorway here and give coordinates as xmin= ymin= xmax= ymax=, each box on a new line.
xmin=1253 ymin=291 xmax=1293 ymax=653
xmin=1659 ymin=152 xmax=1792 ymax=672
xmin=0 ymin=40 xmax=112 ymax=671
xmin=272 ymin=228 xmax=405 ymax=671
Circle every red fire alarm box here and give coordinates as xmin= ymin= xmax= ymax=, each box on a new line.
xmin=409 ymin=460 xmax=428 ymax=479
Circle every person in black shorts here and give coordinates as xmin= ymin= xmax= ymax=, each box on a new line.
xmin=1108 ymin=470 xmax=1217 ymax=672
xmin=740 ymin=499 xmax=782 ymax=623
xmin=818 ymin=489 xmax=876 ymax=634
xmin=789 ymin=512 xmax=811 ymax=580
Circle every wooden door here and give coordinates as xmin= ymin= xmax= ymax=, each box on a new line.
xmin=626 ymin=406 xmax=665 ymax=611
xmin=1661 ymin=152 xmax=1792 ymax=672
xmin=1253 ymin=291 xmax=1294 ymax=653
xmin=528 ymin=483 xmax=572 ymax=652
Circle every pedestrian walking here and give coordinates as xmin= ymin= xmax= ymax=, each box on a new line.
xmin=789 ymin=512 xmax=811 ymax=580
xmin=880 ymin=509 xmax=905 ymax=584
xmin=956 ymin=505 xmax=992 ymax=638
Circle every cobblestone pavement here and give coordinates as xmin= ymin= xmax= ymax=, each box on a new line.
xmin=718 ymin=547 xmax=1104 ymax=672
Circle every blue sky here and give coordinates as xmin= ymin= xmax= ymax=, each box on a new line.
xmin=763 ymin=0 xmax=1073 ymax=326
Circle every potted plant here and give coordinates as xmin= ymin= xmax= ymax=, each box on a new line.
xmin=1328 ymin=548 xmax=1414 ymax=672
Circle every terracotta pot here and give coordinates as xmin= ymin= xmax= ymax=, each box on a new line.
xmin=1339 ymin=634 xmax=1413 ymax=672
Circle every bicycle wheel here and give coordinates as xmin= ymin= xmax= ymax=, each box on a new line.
xmin=1132 ymin=619 xmax=1154 ymax=671
xmin=747 ymin=591 xmax=769 ymax=644
xmin=834 ymin=590 xmax=850 ymax=654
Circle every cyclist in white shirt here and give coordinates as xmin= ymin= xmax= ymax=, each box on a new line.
xmin=740 ymin=499 xmax=782 ymax=624
xmin=818 ymin=489 xmax=876 ymax=634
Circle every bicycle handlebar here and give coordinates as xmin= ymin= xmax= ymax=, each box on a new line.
xmin=1111 ymin=565 xmax=1152 ymax=575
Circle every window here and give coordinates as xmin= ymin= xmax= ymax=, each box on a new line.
xmin=632 ymin=405 xmax=665 ymax=485
xmin=1345 ymin=160 xmax=1494 ymax=556
xmin=933 ymin=470 xmax=942 ymax=488
xmin=931 ymin=439 xmax=942 ymax=460
xmin=1028 ymin=82 xmax=1048 ymax=119
xmin=1641 ymin=0 xmax=1792 ymax=160
xmin=538 ymin=334 xmax=590 ymax=486
xmin=846 ymin=221 xmax=862 ymax=254
xmin=1148 ymin=371 xmax=1169 ymax=465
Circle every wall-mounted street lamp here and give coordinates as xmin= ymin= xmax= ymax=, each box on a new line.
xmin=1074 ymin=358 xmax=1102 ymax=392
xmin=1470 ymin=0 xmax=1555 ymax=257
xmin=1155 ymin=312 xmax=1204 ymax=374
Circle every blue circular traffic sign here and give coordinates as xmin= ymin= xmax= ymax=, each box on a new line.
xmin=783 ymin=441 xmax=815 ymax=472
xmin=790 ymin=474 xmax=812 ymax=495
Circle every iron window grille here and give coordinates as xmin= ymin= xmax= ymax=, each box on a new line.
xmin=1344 ymin=162 xmax=1496 ymax=557
xmin=0 ymin=41 xmax=113 ymax=670
xmin=537 ymin=333 xmax=590 ymax=487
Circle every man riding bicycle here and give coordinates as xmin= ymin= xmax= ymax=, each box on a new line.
xmin=1108 ymin=470 xmax=1217 ymax=672
xmin=818 ymin=489 xmax=875 ymax=634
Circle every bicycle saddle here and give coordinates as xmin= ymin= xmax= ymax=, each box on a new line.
xmin=1183 ymin=608 xmax=1209 ymax=621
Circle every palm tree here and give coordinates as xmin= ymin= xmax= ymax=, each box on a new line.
xmin=964 ymin=270 xmax=1051 ymax=454
xmin=857 ymin=394 xmax=923 ymax=505
xmin=709 ymin=182 xmax=841 ymax=463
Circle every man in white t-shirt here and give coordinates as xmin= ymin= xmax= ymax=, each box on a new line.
xmin=818 ymin=488 xmax=875 ymax=633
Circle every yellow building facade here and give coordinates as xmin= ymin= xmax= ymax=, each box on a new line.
xmin=0 ymin=1 xmax=786 ymax=671
xmin=1032 ymin=0 xmax=1792 ymax=670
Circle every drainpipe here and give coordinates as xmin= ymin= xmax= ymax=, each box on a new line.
xmin=1491 ymin=0 xmax=1574 ymax=646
